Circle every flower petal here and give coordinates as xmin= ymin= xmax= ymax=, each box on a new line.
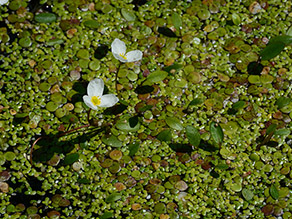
xmin=87 ymin=78 xmax=104 ymax=97
xmin=111 ymin=38 xmax=126 ymax=56
xmin=83 ymin=95 xmax=98 ymax=110
xmin=0 ymin=0 xmax=8 ymax=5
xmin=99 ymin=94 xmax=119 ymax=107
xmin=112 ymin=53 xmax=128 ymax=63
xmin=125 ymin=50 xmax=143 ymax=62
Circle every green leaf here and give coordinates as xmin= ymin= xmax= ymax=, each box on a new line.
xmin=47 ymin=39 xmax=64 ymax=46
xmin=163 ymin=63 xmax=183 ymax=73
xmin=165 ymin=117 xmax=183 ymax=131
xmin=269 ymin=35 xmax=292 ymax=46
xmin=186 ymin=125 xmax=201 ymax=147
xmin=270 ymin=184 xmax=279 ymax=200
xmin=63 ymin=153 xmax=79 ymax=165
xmin=276 ymin=97 xmax=291 ymax=109
xmin=210 ymin=122 xmax=224 ymax=145
xmin=144 ymin=70 xmax=168 ymax=84
xmin=169 ymin=143 xmax=193 ymax=153
xmin=61 ymin=114 xmax=79 ymax=124
xmin=287 ymin=27 xmax=292 ymax=36
xmin=158 ymin=27 xmax=177 ymax=38
xmin=266 ymin=124 xmax=277 ymax=135
xmin=105 ymin=193 xmax=122 ymax=203
xmin=171 ymin=12 xmax=182 ymax=30
xmin=100 ymin=212 xmax=114 ymax=219
xmin=274 ymin=128 xmax=290 ymax=136
xmin=231 ymin=13 xmax=241 ymax=25
xmin=139 ymin=105 xmax=153 ymax=112
xmin=242 ymin=188 xmax=254 ymax=201
xmin=157 ymin=129 xmax=172 ymax=142
xmin=129 ymin=116 xmax=139 ymax=128
xmin=232 ymin=101 xmax=245 ymax=110
xmin=128 ymin=143 xmax=140 ymax=156
xmin=188 ymin=98 xmax=204 ymax=106
xmin=121 ymin=8 xmax=136 ymax=22
xmin=83 ymin=20 xmax=100 ymax=28
xmin=35 ymin=13 xmax=57 ymax=23
xmin=260 ymin=41 xmax=285 ymax=60
xmin=102 ymin=136 xmax=123 ymax=147
xmin=215 ymin=164 xmax=229 ymax=170
xmin=116 ymin=115 xmax=140 ymax=132
xmin=135 ymin=85 xmax=154 ymax=94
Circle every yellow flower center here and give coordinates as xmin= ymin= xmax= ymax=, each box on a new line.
xmin=119 ymin=53 xmax=127 ymax=60
xmin=91 ymin=96 xmax=101 ymax=106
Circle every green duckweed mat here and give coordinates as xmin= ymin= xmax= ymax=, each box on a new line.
xmin=0 ymin=0 xmax=292 ymax=218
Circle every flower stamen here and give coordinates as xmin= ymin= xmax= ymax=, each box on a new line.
xmin=119 ymin=53 xmax=127 ymax=60
xmin=91 ymin=96 xmax=101 ymax=106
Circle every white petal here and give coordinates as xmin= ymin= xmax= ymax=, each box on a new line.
xmin=0 ymin=0 xmax=8 ymax=5
xmin=99 ymin=94 xmax=119 ymax=107
xmin=87 ymin=78 xmax=104 ymax=97
xmin=83 ymin=95 xmax=98 ymax=110
xmin=125 ymin=50 xmax=143 ymax=62
xmin=112 ymin=53 xmax=128 ymax=63
xmin=111 ymin=38 xmax=126 ymax=56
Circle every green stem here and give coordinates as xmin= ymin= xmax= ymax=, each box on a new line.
xmin=115 ymin=63 xmax=121 ymax=99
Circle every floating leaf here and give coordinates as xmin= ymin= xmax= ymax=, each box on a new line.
xmin=165 ymin=117 xmax=183 ymax=131
xmin=231 ymin=13 xmax=241 ymax=25
xmin=274 ymin=128 xmax=290 ymax=136
xmin=77 ymin=178 xmax=90 ymax=184
xmin=105 ymin=193 xmax=122 ymax=203
xmin=100 ymin=212 xmax=114 ymax=219
xmin=61 ymin=114 xmax=79 ymax=124
xmin=199 ymin=140 xmax=218 ymax=152
xmin=94 ymin=44 xmax=108 ymax=59
xmin=275 ymin=97 xmax=291 ymax=109
xmin=169 ymin=143 xmax=193 ymax=153
xmin=189 ymin=98 xmax=204 ymax=106
xmin=242 ymin=188 xmax=254 ymax=201
xmin=287 ymin=27 xmax=292 ymax=36
xmin=63 ymin=153 xmax=79 ymax=165
xmin=232 ymin=101 xmax=245 ymax=110
xmin=163 ymin=63 xmax=183 ymax=73
xmin=171 ymin=12 xmax=182 ymax=31
xmin=270 ymin=184 xmax=279 ymax=200
xmin=215 ymin=164 xmax=229 ymax=170
xmin=210 ymin=122 xmax=224 ymax=145
xmin=102 ymin=136 xmax=123 ymax=147
xmin=128 ymin=143 xmax=140 ymax=156
xmin=158 ymin=27 xmax=177 ymax=38
xmin=269 ymin=35 xmax=292 ymax=46
xmin=129 ymin=116 xmax=139 ymax=128
xmin=35 ymin=13 xmax=57 ymax=23
xmin=266 ymin=123 xmax=277 ymax=135
xmin=247 ymin=61 xmax=264 ymax=75
xmin=157 ymin=129 xmax=172 ymax=142
xmin=139 ymin=105 xmax=153 ymax=112
xmin=121 ymin=8 xmax=136 ymax=21
xmin=186 ymin=126 xmax=201 ymax=147
xmin=135 ymin=85 xmax=154 ymax=94
xmin=47 ymin=39 xmax=64 ymax=46
xmin=116 ymin=115 xmax=140 ymax=132
xmin=83 ymin=20 xmax=100 ymax=28
xmin=260 ymin=41 xmax=285 ymax=60
xmin=144 ymin=70 xmax=168 ymax=84
xmin=104 ymin=103 xmax=127 ymax=115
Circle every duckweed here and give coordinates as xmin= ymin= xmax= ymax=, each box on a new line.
xmin=1 ymin=0 xmax=292 ymax=218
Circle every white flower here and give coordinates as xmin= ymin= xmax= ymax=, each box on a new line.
xmin=83 ymin=78 xmax=119 ymax=110
xmin=111 ymin=38 xmax=143 ymax=63
xmin=0 ymin=0 xmax=8 ymax=5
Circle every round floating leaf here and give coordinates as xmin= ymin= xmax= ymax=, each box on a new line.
xmin=242 ymin=188 xmax=254 ymax=201
xmin=19 ymin=37 xmax=32 ymax=48
xmin=35 ymin=13 xmax=57 ymax=23
xmin=128 ymin=143 xmax=140 ymax=156
xmin=247 ymin=61 xmax=264 ymax=75
xmin=83 ymin=20 xmax=100 ymax=28
xmin=105 ymin=193 xmax=122 ymax=203
xmin=260 ymin=41 xmax=285 ymax=60
xmin=157 ymin=129 xmax=172 ymax=142
xmin=166 ymin=116 xmax=183 ymax=131
xmin=94 ymin=44 xmax=108 ymax=59
xmin=171 ymin=12 xmax=182 ymax=30
xmin=210 ymin=122 xmax=223 ymax=145
xmin=145 ymin=70 xmax=168 ymax=84
xmin=4 ymin=152 xmax=16 ymax=161
xmin=231 ymin=13 xmax=241 ymax=25
xmin=63 ymin=153 xmax=79 ymax=165
xmin=188 ymin=98 xmax=204 ymax=106
xmin=100 ymin=212 xmax=114 ymax=219
xmin=61 ymin=114 xmax=79 ymax=124
xmin=121 ymin=8 xmax=136 ymax=21
xmin=270 ymin=184 xmax=279 ymax=200
xmin=186 ymin=125 xmax=201 ymax=147
xmin=276 ymin=97 xmax=291 ymax=109
xmin=102 ymin=136 xmax=123 ymax=147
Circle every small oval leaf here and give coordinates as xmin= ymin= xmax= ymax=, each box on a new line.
xmin=35 ymin=13 xmax=57 ymax=23
xmin=128 ymin=143 xmax=140 ymax=156
xmin=242 ymin=188 xmax=254 ymax=201
xmin=163 ymin=63 xmax=183 ymax=73
xmin=276 ymin=97 xmax=291 ymax=109
xmin=165 ymin=117 xmax=183 ymax=131
xmin=186 ymin=125 xmax=201 ymax=147
xmin=121 ymin=8 xmax=136 ymax=22
xmin=83 ymin=20 xmax=100 ymax=28
xmin=63 ymin=153 xmax=79 ymax=165
xmin=105 ymin=193 xmax=122 ymax=203
xmin=270 ymin=184 xmax=279 ymax=200
xmin=145 ymin=70 xmax=168 ymax=84
xmin=102 ymin=136 xmax=123 ymax=147
xmin=260 ymin=41 xmax=285 ymax=60
xmin=157 ymin=129 xmax=172 ymax=142
xmin=210 ymin=122 xmax=224 ymax=145
xmin=94 ymin=44 xmax=108 ymax=59
xmin=171 ymin=12 xmax=182 ymax=30
xmin=215 ymin=164 xmax=229 ymax=170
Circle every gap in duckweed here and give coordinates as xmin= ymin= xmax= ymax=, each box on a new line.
xmin=1 ymin=0 xmax=292 ymax=218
